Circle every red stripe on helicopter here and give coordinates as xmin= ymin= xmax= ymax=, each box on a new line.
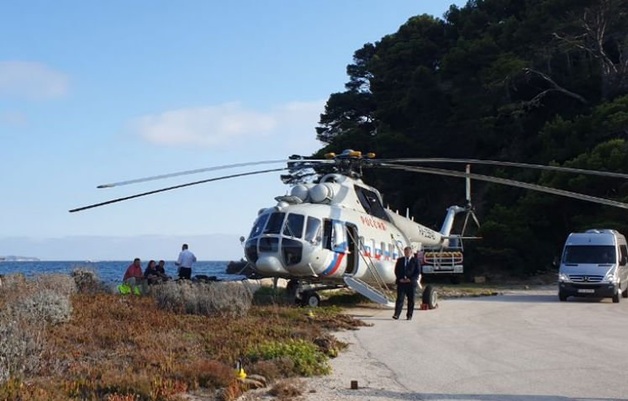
xmin=321 ymin=252 xmax=345 ymax=276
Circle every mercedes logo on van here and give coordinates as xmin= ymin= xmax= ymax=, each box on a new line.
xmin=583 ymin=276 xmax=589 ymax=282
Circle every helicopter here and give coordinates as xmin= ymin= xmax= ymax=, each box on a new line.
xmin=70 ymin=149 xmax=628 ymax=308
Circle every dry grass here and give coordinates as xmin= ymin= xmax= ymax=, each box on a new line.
xmin=0 ymin=273 xmax=366 ymax=401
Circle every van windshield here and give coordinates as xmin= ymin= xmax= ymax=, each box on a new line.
xmin=563 ymin=245 xmax=616 ymax=264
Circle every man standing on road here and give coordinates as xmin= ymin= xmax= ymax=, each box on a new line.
xmin=175 ymin=243 xmax=197 ymax=280
xmin=393 ymin=246 xmax=421 ymax=320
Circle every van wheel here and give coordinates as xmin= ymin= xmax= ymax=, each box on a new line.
xmin=422 ymin=285 xmax=438 ymax=309
xmin=558 ymin=292 xmax=567 ymax=302
xmin=622 ymin=285 xmax=628 ymax=298
xmin=612 ymin=291 xmax=620 ymax=303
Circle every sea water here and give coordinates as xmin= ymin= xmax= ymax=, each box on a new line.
xmin=0 ymin=260 xmax=245 ymax=284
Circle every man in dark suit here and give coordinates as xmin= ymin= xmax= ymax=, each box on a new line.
xmin=393 ymin=246 xmax=421 ymax=320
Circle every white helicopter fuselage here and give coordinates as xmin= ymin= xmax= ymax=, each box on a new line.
xmin=243 ymin=173 xmax=445 ymax=286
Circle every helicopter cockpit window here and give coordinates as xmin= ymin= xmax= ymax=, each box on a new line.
xmin=263 ymin=212 xmax=286 ymax=234
xmin=283 ymin=214 xmax=304 ymax=238
xmin=249 ymin=213 xmax=270 ymax=238
xmin=305 ymin=216 xmax=322 ymax=245
xmin=354 ymin=186 xmax=389 ymax=221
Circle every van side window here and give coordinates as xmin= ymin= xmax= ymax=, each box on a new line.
xmin=620 ymin=245 xmax=628 ymax=266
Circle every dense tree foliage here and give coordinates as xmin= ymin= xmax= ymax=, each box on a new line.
xmin=315 ymin=0 xmax=628 ymax=277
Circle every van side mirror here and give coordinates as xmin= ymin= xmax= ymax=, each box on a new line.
xmin=621 ymin=255 xmax=627 ymax=266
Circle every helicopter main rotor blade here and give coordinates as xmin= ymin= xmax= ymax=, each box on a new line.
xmin=378 ymin=158 xmax=628 ymax=180
xmin=461 ymin=212 xmax=470 ymax=236
xmin=471 ymin=211 xmax=481 ymax=228
xmin=465 ymin=164 xmax=471 ymax=204
xmin=97 ymin=158 xmax=330 ymax=189
xmin=70 ymin=167 xmax=287 ymax=213
xmin=380 ymin=163 xmax=628 ymax=210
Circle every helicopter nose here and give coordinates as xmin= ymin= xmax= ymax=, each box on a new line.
xmin=255 ymin=255 xmax=290 ymax=275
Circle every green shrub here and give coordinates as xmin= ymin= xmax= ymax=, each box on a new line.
xmin=0 ymin=275 xmax=74 ymax=386
xmin=34 ymin=274 xmax=77 ymax=298
xmin=246 ymin=339 xmax=330 ymax=377
xmin=152 ymin=281 xmax=253 ymax=317
xmin=10 ymin=290 xmax=72 ymax=326
xmin=251 ymin=286 xmax=293 ymax=306
xmin=0 ymin=318 xmax=44 ymax=385
xmin=71 ymin=268 xmax=110 ymax=294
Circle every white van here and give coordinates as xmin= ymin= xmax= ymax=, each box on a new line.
xmin=558 ymin=229 xmax=628 ymax=302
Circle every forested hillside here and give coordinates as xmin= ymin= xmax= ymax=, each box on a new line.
xmin=315 ymin=0 xmax=628 ymax=277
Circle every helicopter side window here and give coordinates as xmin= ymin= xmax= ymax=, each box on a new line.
xmin=283 ymin=213 xmax=304 ymax=238
xmin=305 ymin=216 xmax=322 ymax=245
xmin=354 ymin=186 xmax=390 ymax=221
xmin=249 ymin=213 xmax=270 ymax=238
xmin=263 ymin=212 xmax=286 ymax=234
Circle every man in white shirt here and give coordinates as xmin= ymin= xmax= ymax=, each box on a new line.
xmin=175 ymin=243 xmax=197 ymax=280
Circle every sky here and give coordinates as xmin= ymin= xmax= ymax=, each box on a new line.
xmin=0 ymin=0 xmax=465 ymax=261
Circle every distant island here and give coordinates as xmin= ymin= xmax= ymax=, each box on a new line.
xmin=0 ymin=255 xmax=40 ymax=262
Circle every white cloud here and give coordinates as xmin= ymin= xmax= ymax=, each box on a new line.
xmin=0 ymin=61 xmax=69 ymax=100
xmin=129 ymin=100 xmax=325 ymax=150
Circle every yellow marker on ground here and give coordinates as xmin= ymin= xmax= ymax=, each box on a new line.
xmin=235 ymin=360 xmax=247 ymax=379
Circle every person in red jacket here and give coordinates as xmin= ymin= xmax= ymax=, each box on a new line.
xmin=122 ymin=258 xmax=146 ymax=294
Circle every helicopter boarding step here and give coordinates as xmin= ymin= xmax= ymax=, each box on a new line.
xmin=343 ymin=276 xmax=395 ymax=309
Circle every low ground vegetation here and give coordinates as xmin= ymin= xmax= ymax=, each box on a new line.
xmin=0 ymin=270 xmax=365 ymax=401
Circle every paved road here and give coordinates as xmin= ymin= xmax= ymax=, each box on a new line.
xmin=339 ymin=289 xmax=628 ymax=401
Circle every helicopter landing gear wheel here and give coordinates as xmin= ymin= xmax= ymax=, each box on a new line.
xmin=301 ymin=291 xmax=320 ymax=308
xmin=286 ymin=279 xmax=300 ymax=304
xmin=421 ymin=285 xmax=438 ymax=309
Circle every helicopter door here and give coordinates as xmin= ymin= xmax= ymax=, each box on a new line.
xmin=345 ymin=223 xmax=358 ymax=275
xmin=331 ymin=220 xmax=347 ymax=254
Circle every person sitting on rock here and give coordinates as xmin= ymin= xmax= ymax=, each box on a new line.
xmin=144 ymin=259 xmax=166 ymax=285
xmin=155 ymin=260 xmax=171 ymax=281
xmin=121 ymin=257 xmax=147 ymax=295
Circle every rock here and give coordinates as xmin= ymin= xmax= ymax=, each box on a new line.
xmin=226 ymin=260 xmax=263 ymax=278
xmin=246 ymin=374 xmax=268 ymax=387
xmin=239 ymin=377 xmax=266 ymax=390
